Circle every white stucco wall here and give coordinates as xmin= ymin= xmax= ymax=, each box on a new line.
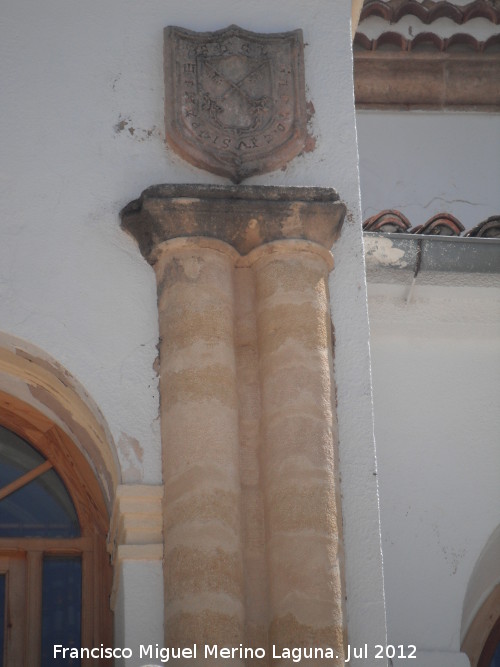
xmin=356 ymin=111 xmax=500 ymax=230
xmin=1 ymin=0 xmax=386 ymax=657
xmin=366 ymin=247 xmax=500 ymax=664
xmin=113 ymin=560 xmax=165 ymax=667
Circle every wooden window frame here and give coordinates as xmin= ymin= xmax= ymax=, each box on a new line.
xmin=478 ymin=616 xmax=500 ymax=667
xmin=463 ymin=584 xmax=500 ymax=667
xmin=0 ymin=392 xmax=113 ymax=667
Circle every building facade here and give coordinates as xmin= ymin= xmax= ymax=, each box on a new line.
xmin=0 ymin=0 xmax=498 ymax=665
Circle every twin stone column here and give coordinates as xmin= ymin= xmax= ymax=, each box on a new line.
xmin=121 ymin=184 xmax=346 ymax=665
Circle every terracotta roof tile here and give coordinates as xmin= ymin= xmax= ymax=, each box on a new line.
xmin=363 ymin=210 xmax=412 ymax=232
xmin=360 ymin=0 xmax=500 ymax=25
xmin=363 ymin=211 xmax=500 ymax=236
xmin=375 ymin=31 xmax=409 ymax=50
xmin=411 ymin=213 xmax=464 ymax=235
xmin=465 ymin=215 xmax=500 ymax=237
xmin=354 ymin=31 xmax=496 ymax=52
xmin=447 ymin=32 xmax=482 ymax=52
xmin=485 ymin=34 xmax=500 ymax=51
xmin=354 ymin=32 xmax=373 ymax=51
xmin=411 ymin=31 xmax=446 ymax=51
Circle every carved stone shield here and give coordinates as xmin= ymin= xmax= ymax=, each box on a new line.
xmin=164 ymin=25 xmax=307 ymax=183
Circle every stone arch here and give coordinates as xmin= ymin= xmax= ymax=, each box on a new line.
xmin=0 ymin=332 xmax=120 ymax=510
xmin=462 ymin=524 xmax=500 ymax=666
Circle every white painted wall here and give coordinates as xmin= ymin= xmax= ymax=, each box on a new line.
xmin=366 ymin=252 xmax=500 ymax=664
xmin=113 ymin=560 xmax=164 ymax=667
xmin=357 ymin=111 xmax=500 ymax=230
xmin=0 ymin=0 xmax=386 ymax=656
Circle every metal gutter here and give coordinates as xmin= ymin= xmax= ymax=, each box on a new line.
xmin=363 ymin=233 xmax=500 ymax=274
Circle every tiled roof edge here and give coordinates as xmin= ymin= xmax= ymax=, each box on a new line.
xmin=354 ymin=31 xmax=500 ymax=52
xmin=360 ymin=0 xmax=500 ymax=25
xmin=466 ymin=215 xmax=500 ymax=237
xmin=363 ymin=212 xmax=500 ymax=237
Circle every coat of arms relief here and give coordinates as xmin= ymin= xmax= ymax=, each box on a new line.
xmin=164 ymin=25 xmax=308 ymax=182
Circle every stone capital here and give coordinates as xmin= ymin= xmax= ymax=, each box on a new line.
xmin=120 ymin=184 xmax=346 ymax=263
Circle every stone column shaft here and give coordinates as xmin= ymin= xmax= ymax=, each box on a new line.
xmin=234 ymin=267 xmax=269 ymax=663
xmin=251 ymin=243 xmax=345 ymax=665
xmin=155 ymin=239 xmax=244 ymax=663
xmin=121 ymin=184 xmax=346 ymax=665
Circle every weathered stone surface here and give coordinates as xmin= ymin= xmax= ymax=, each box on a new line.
xmin=164 ymin=25 xmax=308 ymax=182
xmin=253 ymin=249 xmax=345 ymax=662
xmin=120 ymin=184 xmax=345 ymax=261
xmin=122 ymin=184 xmax=346 ymax=661
xmin=156 ymin=243 xmax=246 ymax=656
xmin=354 ymin=52 xmax=500 ymax=110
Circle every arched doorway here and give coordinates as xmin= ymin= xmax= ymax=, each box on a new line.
xmin=0 ymin=394 xmax=112 ymax=666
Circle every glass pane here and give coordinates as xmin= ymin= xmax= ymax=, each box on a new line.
xmin=0 ymin=427 xmax=79 ymax=537
xmin=41 ymin=556 xmax=82 ymax=667
xmin=0 ymin=574 xmax=4 ymax=667
xmin=0 ymin=469 xmax=79 ymax=538
xmin=0 ymin=426 xmax=45 ymax=486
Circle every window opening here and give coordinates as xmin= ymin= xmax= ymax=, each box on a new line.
xmin=41 ymin=556 xmax=82 ymax=667
xmin=0 ymin=426 xmax=79 ymax=538
xmin=0 ymin=413 xmax=112 ymax=667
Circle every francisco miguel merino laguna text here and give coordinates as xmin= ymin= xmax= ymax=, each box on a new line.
xmin=54 ymin=643 xmax=351 ymax=662
xmin=54 ymin=642 xmax=418 ymax=662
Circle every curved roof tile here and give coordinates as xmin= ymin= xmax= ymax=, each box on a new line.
xmin=465 ymin=216 xmax=500 ymax=237
xmin=411 ymin=213 xmax=464 ymax=235
xmin=363 ymin=211 xmax=500 ymax=236
xmin=363 ymin=210 xmax=412 ymax=232
xmin=360 ymin=0 xmax=500 ymax=25
xmin=354 ymin=31 xmax=496 ymax=51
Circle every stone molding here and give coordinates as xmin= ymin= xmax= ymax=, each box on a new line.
xmin=108 ymin=484 xmax=164 ymax=610
xmin=120 ymin=184 xmax=345 ymax=262
xmin=153 ymin=236 xmax=336 ymax=272
xmin=108 ymin=484 xmax=163 ymax=558
xmin=354 ymin=51 xmax=500 ymax=110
